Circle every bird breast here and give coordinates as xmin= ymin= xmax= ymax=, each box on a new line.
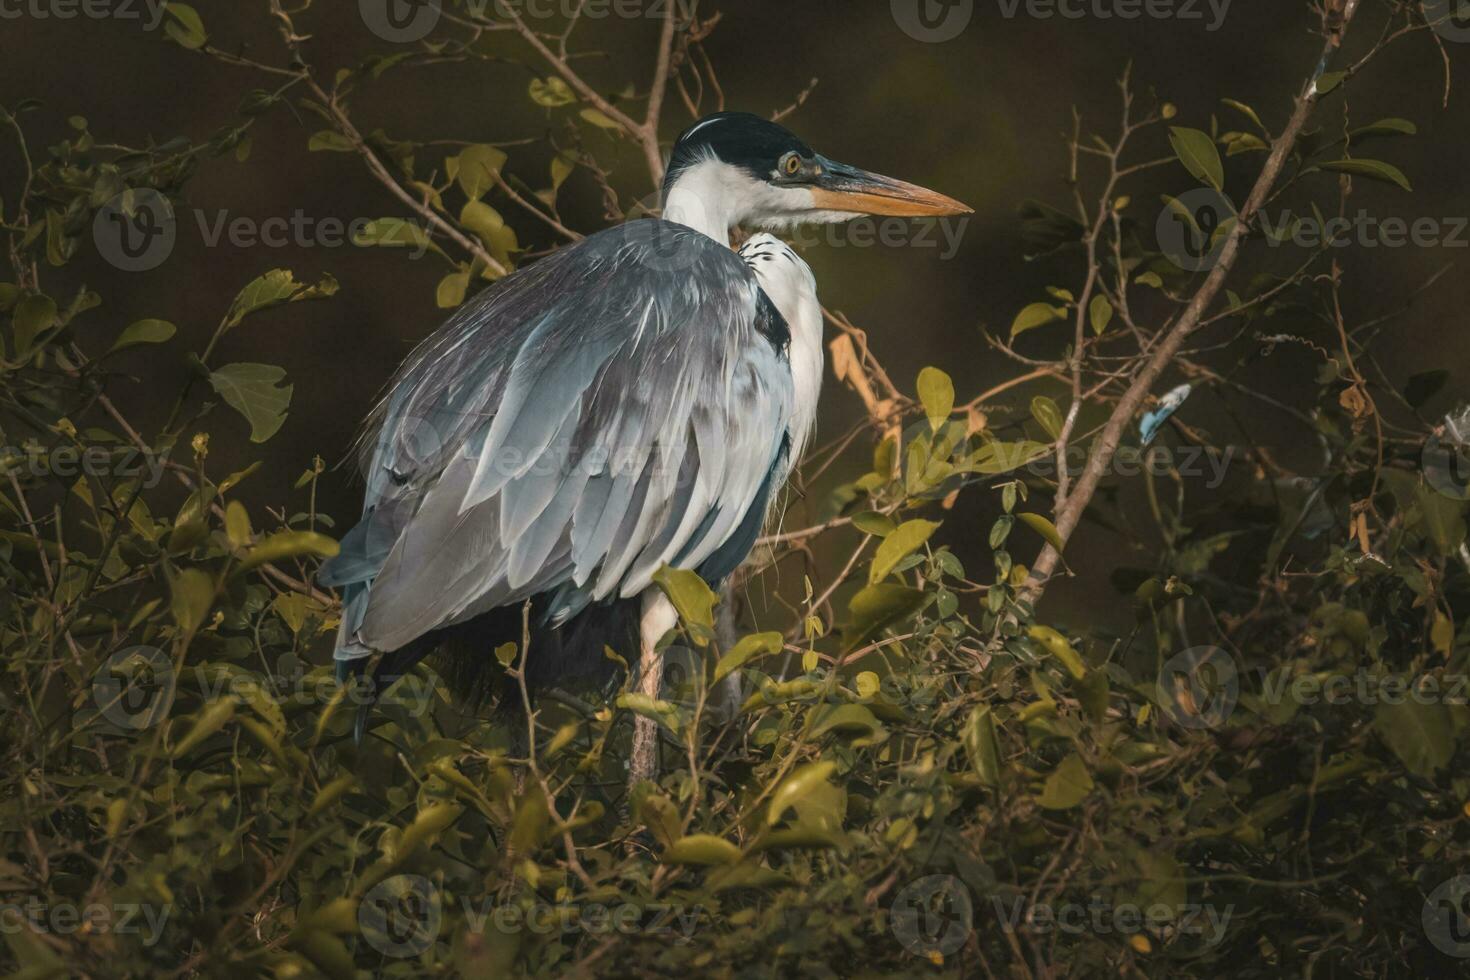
xmin=737 ymin=234 xmax=824 ymax=463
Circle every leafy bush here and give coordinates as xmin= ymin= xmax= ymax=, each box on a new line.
xmin=2 ymin=2 xmax=1467 ymax=977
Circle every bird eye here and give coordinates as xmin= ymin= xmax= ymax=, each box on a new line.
xmin=781 ymin=153 xmax=803 ymax=177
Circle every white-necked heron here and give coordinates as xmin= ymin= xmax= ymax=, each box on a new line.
xmin=319 ymin=112 xmax=969 ymax=780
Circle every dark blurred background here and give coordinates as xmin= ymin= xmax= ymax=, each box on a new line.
xmin=2 ymin=0 xmax=1467 ymax=627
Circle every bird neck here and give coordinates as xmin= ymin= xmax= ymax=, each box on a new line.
xmin=661 ymin=160 xmax=751 ymax=245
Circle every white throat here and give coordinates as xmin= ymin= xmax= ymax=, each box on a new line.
xmin=662 ymin=159 xmax=818 ymax=245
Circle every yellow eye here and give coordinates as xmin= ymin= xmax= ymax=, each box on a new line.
xmin=782 ymin=153 xmax=803 ymax=177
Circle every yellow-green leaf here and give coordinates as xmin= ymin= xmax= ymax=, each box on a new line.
xmin=916 ymin=366 xmax=954 ymax=431
xmin=172 ymin=699 xmax=235 ymax=757
xmin=712 ymin=631 xmax=783 ymax=686
xmin=109 ymin=318 xmax=175 ymax=353
xmin=767 ymin=761 xmax=838 ymax=827
xmin=1037 ymin=753 xmax=1094 ymax=810
xmin=1088 ymin=294 xmax=1113 ymax=335
xmin=223 ymin=500 xmax=251 ymax=549
xmin=1010 ymin=301 xmax=1067 ymax=339
xmin=652 ymin=565 xmax=716 ymax=639
xmin=663 ymin=834 xmax=741 ymax=866
xmin=869 ymin=519 xmax=940 ymax=585
xmin=963 ymin=705 xmax=1002 ymax=787
xmin=1026 ymin=624 xmax=1087 ymax=680
xmin=1168 ymin=126 xmax=1224 ymax=190
xmin=170 ymin=568 xmax=214 ymax=633
xmin=1317 ymin=158 xmax=1412 ymax=192
xmin=1017 ymin=512 xmax=1065 ymax=553
xmin=455 ymin=145 xmax=509 ymax=200
xmin=236 ymin=530 xmax=339 ymax=572
xmin=209 ymin=364 xmax=293 ymax=444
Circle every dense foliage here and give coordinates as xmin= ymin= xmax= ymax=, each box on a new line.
xmin=2 ymin=2 xmax=1468 ymax=977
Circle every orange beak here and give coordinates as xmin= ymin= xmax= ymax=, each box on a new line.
xmin=806 ymin=157 xmax=972 ymax=218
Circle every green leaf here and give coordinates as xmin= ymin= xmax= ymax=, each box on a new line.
xmin=1121 ymin=849 xmax=1187 ymax=914
xmin=1375 ymin=697 xmax=1453 ymax=777
xmin=1037 ymin=753 xmax=1094 ymax=810
xmin=869 ymin=519 xmax=940 ymax=584
xmin=662 ymin=834 xmax=741 ymax=866
xmin=1317 ymin=158 xmax=1412 ymax=192
xmin=1030 ymin=396 xmax=1064 ymax=441
xmin=237 ymin=530 xmax=339 ymax=572
xmin=528 ymin=77 xmax=576 ymax=108
xmin=307 ymin=131 xmax=354 ymax=152
xmin=916 ymin=366 xmax=954 ymax=431
xmin=550 ymin=154 xmax=575 ymax=191
xmin=436 ymin=270 xmax=470 ymax=309
xmin=809 ymin=704 xmax=882 ymax=740
xmin=172 ymin=699 xmax=235 ymax=757
xmin=852 ymin=512 xmax=896 ymax=537
xmin=1017 ymin=512 xmax=1066 ymax=553
xmin=616 ymin=692 xmax=682 ymax=733
xmin=209 ymin=363 xmax=293 ymax=443
xmin=109 ymin=318 xmax=175 ymax=353
xmin=712 ymin=631 xmax=783 ymax=686
xmin=454 ymin=144 xmax=509 ymax=201
xmin=845 ymin=584 xmax=926 ymax=647
xmin=652 ymin=565 xmax=716 ymax=638
xmin=1220 ymin=98 xmax=1267 ymax=134
xmin=352 ymin=218 xmax=432 ymax=251
xmin=225 ymin=269 xmax=339 ymax=329
xmin=1314 ymin=71 xmax=1345 ymax=95
xmin=580 ymin=108 xmax=621 ymax=130
xmin=1415 ymin=486 xmax=1467 ymax=557
xmin=459 ymin=200 xmax=518 ymax=262
xmin=767 ymin=761 xmax=838 ymax=826
xmin=1168 ymin=126 xmax=1224 ymax=190
xmin=1026 ymin=624 xmax=1087 ymax=680
xmin=223 ymin=500 xmax=251 ymax=549
xmin=963 ymin=706 xmax=1002 ymax=787
xmin=1351 ymin=118 xmax=1417 ymax=141
xmin=163 ymin=3 xmax=207 ymax=49
xmin=1088 ymin=294 xmax=1113 ymax=335
xmin=11 ymin=294 xmax=58 ymax=353
xmin=635 ymin=792 xmax=682 ymax=849
xmin=170 ymin=568 xmax=214 ymax=633
xmin=1010 ymin=301 xmax=1067 ymax=339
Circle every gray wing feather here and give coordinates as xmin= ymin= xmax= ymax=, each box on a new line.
xmin=325 ymin=223 xmax=794 ymax=657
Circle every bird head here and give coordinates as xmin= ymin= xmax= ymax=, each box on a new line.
xmin=660 ymin=111 xmax=971 ymax=241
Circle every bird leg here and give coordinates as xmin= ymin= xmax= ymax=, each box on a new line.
xmin=629 ymin=591 xmax=677 ymax=787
